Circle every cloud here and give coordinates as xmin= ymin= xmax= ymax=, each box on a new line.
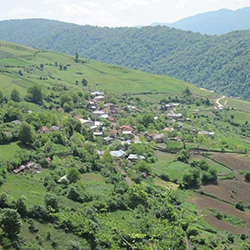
xmin=113 ymin=0 xmax=150 ymax=10
xmin=175 ymin=0 xmax=189 ymax=9
xmin=6 ymin=8 xmax=36 ymax=16
xmin=44 ymin=2 xmax=119 ymax=26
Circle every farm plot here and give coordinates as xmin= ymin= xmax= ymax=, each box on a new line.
xmin=201 ymin=153 xmax=250 ymax=204
xmin=202 ymin=179 xmax=250 ymax=204
xmin=190 ymin=193 xmax=250 ymax=235
xmin=212 ymin=153 xmax=250 ymax=172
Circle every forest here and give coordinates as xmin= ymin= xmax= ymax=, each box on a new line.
xmin=1 ymin=19 xmax=250 ymax=99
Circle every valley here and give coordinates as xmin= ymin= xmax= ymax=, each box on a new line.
xmin=1 ymin=41 xmax=250 ymax=249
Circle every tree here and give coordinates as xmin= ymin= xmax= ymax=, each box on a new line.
xmin=0 ymin=208 xmax=21 ymax=239
xmin=44 ymin=193 xmax=59 ymax=212
xmin=26 ymin=84 xmax=43 ymax=104
xmin=18 ymin=122 xmax=36 ymax=145
xmin=67 ymin=168 xmax=81 ymax=183
xmin=0 ymin=90 xmax=3 ymax=104
xmin=75 ymin=52 xmax=79 ymax=63
xmin=81 ymin=78 xmax=88 ymax=86
xmin=10 ymin=88 xmax=20 ymax=102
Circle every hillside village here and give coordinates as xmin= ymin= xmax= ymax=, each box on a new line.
xmin=2 ymin=41 xmax=250 ymax=250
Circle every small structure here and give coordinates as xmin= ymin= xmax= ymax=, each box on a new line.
xmin=120 ymin=125 xmax=133 ymax=131
xmin=110 ymin=149 xmax=126 ymax=158
xmin=109 ymin=128 xmax=119 ymax=138
xmin=40 ymin=126 xmax=50 ymax=134
xmin=57 ymin=107 xmax=64 ymax=112
xmin=58 ymin=175 xmax=68 ymax=183
xmin=153 ymin=133 xmax=166 ymax=143
xmin=13 ymin=165 xmax=25 ymax=174
xmin=163 ymin=127 xmax=174 ymax=132
xmin=127 ymin=154 xmax=146 ymax=163
xmin=103 ymin=137 xmax=113 ymax=145
xmin=79 ymin=119 xmax=94 ymax=126
xmin=93 ymin=131 xmax=103 ymax=137
xmin=12 ymin=120 xmax=22 ymax=125
xmin=50 ymin=126 xmax=60 ymax=132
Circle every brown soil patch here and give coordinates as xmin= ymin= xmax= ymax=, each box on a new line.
xmin=190 ymin=193 xmax=250 ymax=234
xmin=203 ymin=179 xmax=250 ymax=204
xmin=212 ymin=153 xmax=250 ymax=172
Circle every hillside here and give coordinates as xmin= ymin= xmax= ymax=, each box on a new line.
xmin=0 ymin=19 xmax=250 ymax=100
xmin=0 ymin=40 xmax=211 ymax=100
xmin=152 ymin=7 xmax=250 ymax=35
xmin=2 ymin=41 xmax=250 ymax=249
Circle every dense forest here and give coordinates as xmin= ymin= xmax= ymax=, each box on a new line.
xmin=1 ymin=19 xmax=250 ymax=100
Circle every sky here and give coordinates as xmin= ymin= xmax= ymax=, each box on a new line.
xmin=1 ymin=0 xmax=250 ymax=27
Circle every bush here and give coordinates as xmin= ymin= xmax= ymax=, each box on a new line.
xmin=187 ymin=226 xmax=199 ymax=237
xmin=235 ymin=201 xmax=245 ymax=211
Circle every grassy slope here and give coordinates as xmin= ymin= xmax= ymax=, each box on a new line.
xmin=0 ymin=40 xmax=215 ymax=100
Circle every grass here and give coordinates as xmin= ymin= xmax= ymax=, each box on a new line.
xmin=226 ymin=98 xmax=250 ymax=113
xmin=208 ymin=208 xmax=248 ymax=228
xmin=166 ymin=140 xmax=183 ymax=149
xmin=0 ymin=142 xmax=30 ymax=162
xmin=0 ymin=173 xmax=46 ymax=207
xmin=81 ymin=173 xmax=113 ymax=198
xmin=0 ymin=40 xmax=213 ymax=100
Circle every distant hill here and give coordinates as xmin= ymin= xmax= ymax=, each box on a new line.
xmin=152 ymin=7 xmax=250 ymax=35
xmin=1 ymin=19 xmax=250 ymax=100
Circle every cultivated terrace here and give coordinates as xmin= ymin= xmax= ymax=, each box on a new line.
xmin=1 ymin=41 xmax=250 ymax=249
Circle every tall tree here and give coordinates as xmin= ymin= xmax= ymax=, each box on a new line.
xmin=10 ymin=88 xmax=20 ymax=102
xmin=18 ymin=122 xmax=36 ymax=145
xmin=75 ymin=52 xmax=79 ymax=63
xmin=0 ymin=208 xmax=21 ymax=239
xmin=26 ymin=84 xmax=43 ymax=104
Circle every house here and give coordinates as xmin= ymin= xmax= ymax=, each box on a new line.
xmin=13 ymin=165 xmax=25 ymax=174
xmin=166 ymin=111 xmax=183 ymax=119
xmin=57 ymin=107 xmax=64 ymax=112
xmin=93 ymin=110 xmax=105 ymax=117
xmin=104 ymin=103 xmax=115 ymax=110
xmin=153 ymin=133 xmax=166 ymax=143
xmin=99 ymin=114 xmax=109 ymax=119
xmin=57 ymin=175 xmax=68 ymax=183
xmin=163 ymin=127 xmax=174 ymax=132
xmin=198 ymin=131 xmax=215 ymax=137
xmin=79 ymin=119 xmax=94 ymax=127
xmin=142 ymin=132 xmax=157 ymax=141
xmin=103 ymin=137 xmax=113 ymax=145
xmin=91 ymin=91 xmax=104 ymax=96
xmin=50 ymin=126 xmax=60 ymax=132
xmin=12 ymin=120 xmax=22 ymax=125
xmin=110 ymin=149 xmax=126 ymax=158
xmin=120 ymin=125 xmax=133 ymax=131
xmin=40 ymin=126 xmax=50 ymax=133
xmin=94 ymin=95 xmax=105 ymax=101
xmin=93 ymin=131 xmax=103 ymax=137
xmin=122 ymin=131 xmax=134 ymax=138
xmin=127 ymin=154 xmax=146 ymax=163
xmin=109 ymin=128 xmax=119 ymax=138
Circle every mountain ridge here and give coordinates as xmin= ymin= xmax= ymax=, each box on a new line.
xmin=1 ymin=19 xmax=250 ymax=100
xmin=151 ymin=7 xmax=250 ymax=35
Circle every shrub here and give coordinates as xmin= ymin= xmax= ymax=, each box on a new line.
xmin=235 ymin=201 xmax=245 ymax=211
xmin=187 ymin=226 xmax=199 ymax=237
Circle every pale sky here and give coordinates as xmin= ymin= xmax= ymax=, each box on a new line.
xmin=1 ymin=0 xmax=250 ymax=27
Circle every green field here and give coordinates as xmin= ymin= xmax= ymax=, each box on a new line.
xmin=0 ymin=40 xmax=215 ymax=100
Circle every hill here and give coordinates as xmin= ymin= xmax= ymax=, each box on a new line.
xmin=0 ymin=40 xmax=210 ymax=100
xmin=1 ymin=41 xmax=250 ymax=249
xmin=1 ymin=19 xmax=250 ymax=100
xmin=152 ymin=7 xmax=250 ymax=35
